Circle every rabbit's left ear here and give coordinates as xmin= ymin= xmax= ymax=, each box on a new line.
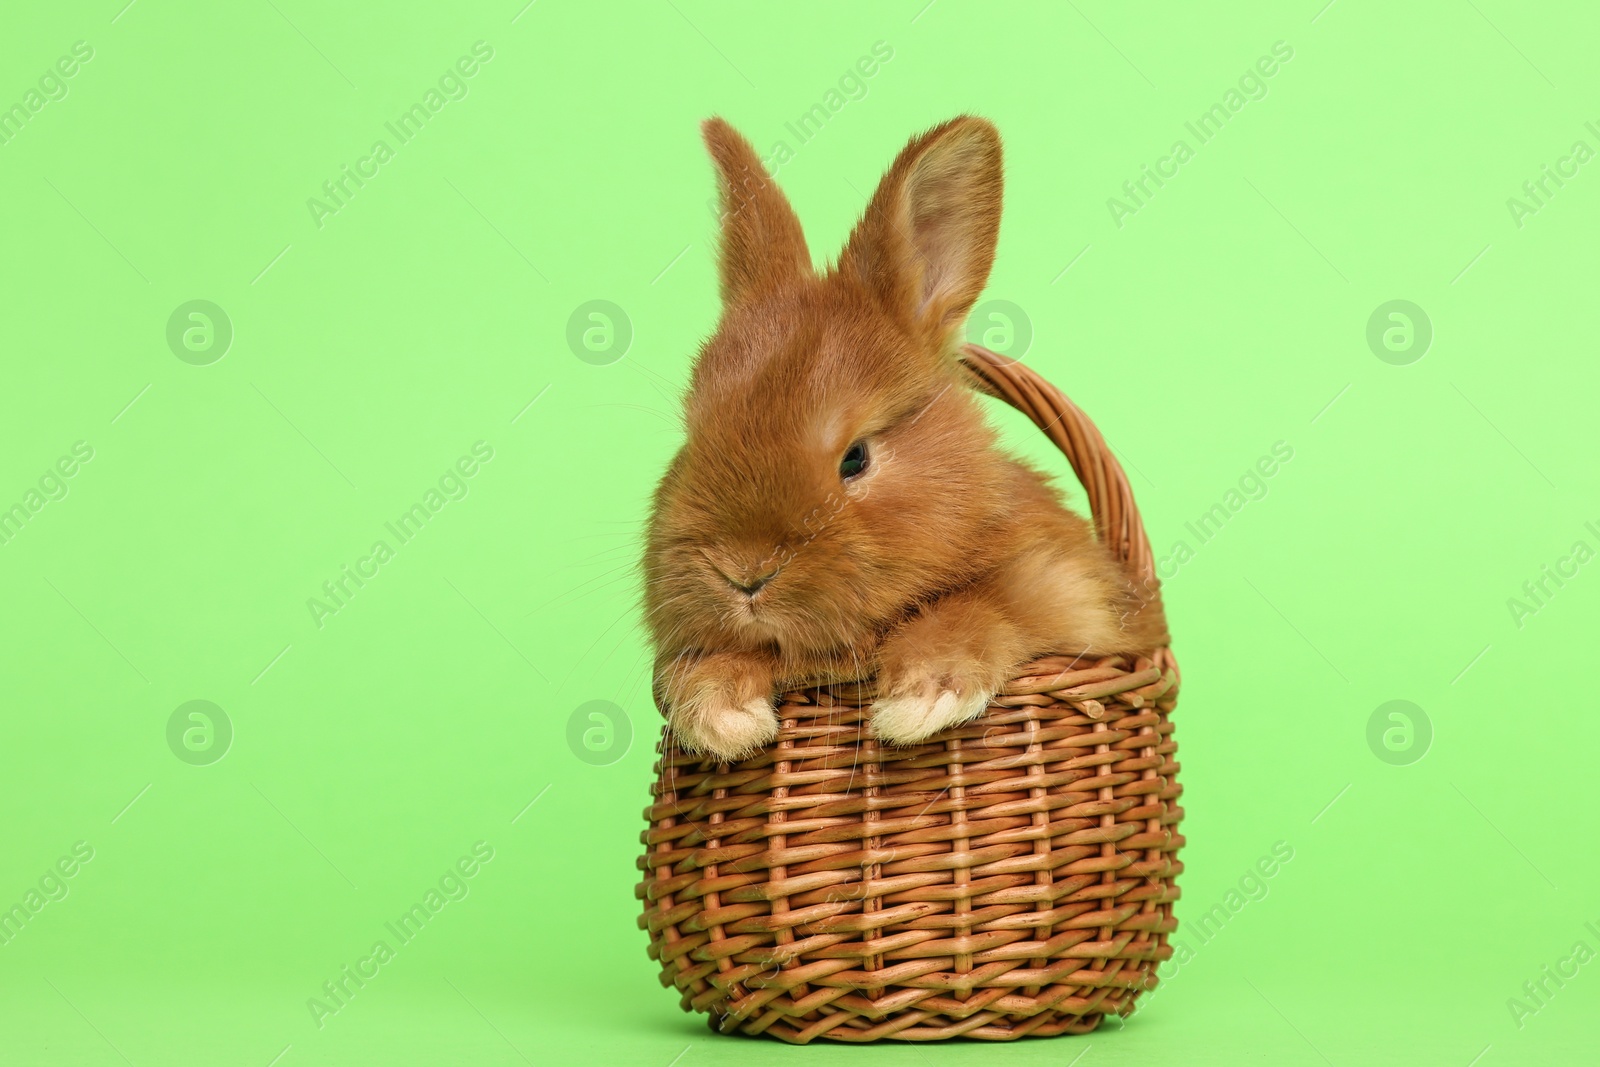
xmin=841 ymin=116 xmax=1002 ymax=343
xmin=702 ymin=117 xmax=811 ymax=307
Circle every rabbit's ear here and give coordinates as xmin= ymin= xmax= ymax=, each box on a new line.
xmin=702 ymin=117 xmax=811 ymax=306
xmin=841 ymin=116 xmax=1002 ymax=342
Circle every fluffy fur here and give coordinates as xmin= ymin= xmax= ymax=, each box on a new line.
xmin=644 ymin=115 xmax=1165 ymax=760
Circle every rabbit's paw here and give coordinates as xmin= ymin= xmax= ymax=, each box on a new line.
xmin=657 ymin=650 xmax=779 ymax=762
xmin=869 ymin=675 xmax=994 ymax=746
xmin=671 ymin=693 xmax=779 ymax=762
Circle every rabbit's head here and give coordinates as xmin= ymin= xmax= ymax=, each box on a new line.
xmin=645 ymin=116 xmax=1017 ymax=670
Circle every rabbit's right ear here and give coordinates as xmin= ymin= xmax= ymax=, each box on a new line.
xmin=702 ymin=117 xmax=811 ymax=306
xmin=840 ymin=116 xmax=1002 ymax=346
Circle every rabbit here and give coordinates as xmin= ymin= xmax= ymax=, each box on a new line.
xmin=643 ymin=115 xmax=1166 ymax=762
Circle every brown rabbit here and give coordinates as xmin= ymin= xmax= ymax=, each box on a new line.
xmin=644 ymin=115 xmax=1165 ymax=761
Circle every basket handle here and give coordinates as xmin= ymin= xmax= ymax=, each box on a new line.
xmin=959 ymin=343 xmax=1169 ymax=642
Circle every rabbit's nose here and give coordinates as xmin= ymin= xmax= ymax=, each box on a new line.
xmin=718 ymin=561 xmax=779 ymax=597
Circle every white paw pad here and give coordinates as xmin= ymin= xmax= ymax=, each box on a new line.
xmin=870 ymin=686 xmax=993 ymax=746
xmin=674 ymin=696 xmax=778 ymax=761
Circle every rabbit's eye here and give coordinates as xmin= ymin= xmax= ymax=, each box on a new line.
xmin=839 ymin=441 xmax=869 ymax=480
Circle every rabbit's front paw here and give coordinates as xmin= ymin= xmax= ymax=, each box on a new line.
xmin=670 ymin=692 xmax=778 ymax=762
xmin=869 ymin=674 xmax=994 ymax=746
xmin=658 ymin=650 xmax=780 ymax=762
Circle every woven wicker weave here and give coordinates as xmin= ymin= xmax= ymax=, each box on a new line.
xmin=637 ymin=344 xmax=1183 ymax=1043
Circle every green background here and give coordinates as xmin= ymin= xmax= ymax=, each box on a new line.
xmin=2 ymin=1 xmax=1596 ymax=1064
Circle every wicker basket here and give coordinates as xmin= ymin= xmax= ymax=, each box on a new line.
xmin=636 ymin=344 xmax=1183 ymax=1043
